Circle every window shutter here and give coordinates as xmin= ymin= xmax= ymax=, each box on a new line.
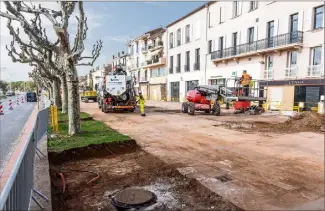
xmin=220 ymin=6 xmax=225 ymax=23
xmin=254 ymin=25 xmax=258 ymax=41
xmin=238 ymin=1 xmax=243 ymax=15
xmin=298 ymin=10 xmax=304 ymax=31
xmin=274 ymin=18 xmax=279 ymax=36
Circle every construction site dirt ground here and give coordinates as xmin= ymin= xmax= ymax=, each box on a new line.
xmin=49 ymin=140 xmax=242 ymax=211
xmin=80 ymin=100 xmax=324 ymax=210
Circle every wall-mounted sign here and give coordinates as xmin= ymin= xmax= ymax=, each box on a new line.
xmin=259 ymin=78 xmax=325 ymax=86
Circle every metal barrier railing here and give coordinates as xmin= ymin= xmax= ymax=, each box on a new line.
xmin=0 ymin=105 xmax=50 ymax=210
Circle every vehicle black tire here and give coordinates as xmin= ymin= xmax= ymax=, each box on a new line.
xmin=181 ymin=102 xmax=188 ymax=113
xmin=205 ymin=110 xmax=210 ymax=114
xmin=212 ymin=103 xmax=221 ymax=116
xmin=187 ymin=102 xmax=195 ymax=115
xmin=85 ymin=98 xmax=89 ymax=103
xmin=101 ymin=105 xmax=105 ymax=112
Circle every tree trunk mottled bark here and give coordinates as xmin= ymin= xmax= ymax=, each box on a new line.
xmin=66 ymin=70 xmax=81 ymax=135
xmin=59 ymin=75 xmax=68 ymax=114
xmin=52 ymin=78 xmax=62 ymax=109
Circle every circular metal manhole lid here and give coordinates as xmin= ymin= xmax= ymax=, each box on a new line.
xmin=111 ymin=188 xmax=157 ymax=209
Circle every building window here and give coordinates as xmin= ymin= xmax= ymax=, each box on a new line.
xmin=177 ymin=28 xmax=181 ymax=46
xmin=211 ymin=78 xmax=225 ymax=87
xmin=208 ymin=40 xmax=212 ymax=54
xmin=186 ymin=80 xmax=199 ymax=92
xmin=185 ymin=51 xmax=190 ymax=72
xmin=266 ymin=55 xmax=273 ymax=70
xmin=219 ymin=6 xmax=225 ymax=23
xmin=287 ymin=51 xmax=297 ymax=67
xmin=290 ymin=13 xmax=298 ymax=43
xmin=137 ymin=71 xmax=140 ymax=82
xmin=249 ymin=1 xmax=258 ymax=11
xmin=136 ymin=42 xmax=139 ymax=53
xmin=208 ymin=12 xmax=212 ymax=27
xmin=176 ymin=54 xmax=181 ymax=73
xmin=232 ymin=1 xmax=242 ymax=18
xmin=232 ymin=32 xmax=238 ymax=55
xmin=248 ymin=27 xmax=254 ymax=43
xmin=194 ymin=48 xmax=200 ymax=70
xmin=267 ymin=21 xmax=274 ymax=47
xmin=136 ymin=57 xmax=139 ymax=68
xmin=169 ymin=33 xmax=174 ymax=48
xmin=169 ymin=56 xmax=173 ymax=74
xmin=218 ymin=36 xmax=224 ymax=50
xmin=144 ymin=70 xmax=147 ymax=81
xmin=185 ymin=24 xmax=190 ymax=43
xmin=311 ymin=46 xmax=322 ymax=65
xmin=314 ymin=5 xmax=324 ymax=29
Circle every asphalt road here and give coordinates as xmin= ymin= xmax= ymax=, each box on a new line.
xmin=0 ymin=94 xmax=36 ymax=169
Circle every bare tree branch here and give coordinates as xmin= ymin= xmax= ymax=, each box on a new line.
xmin=76 ymin=40 xmax=103 ymax=66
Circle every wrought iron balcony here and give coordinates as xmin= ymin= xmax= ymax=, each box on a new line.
xmin=176 ymin=66 xmax=181 ymax=73
xmin=142 ymin=47 xmax=148 ymax=53
xmin=184 ymin=64 xmax=190 ymax=72
xmin=211 ymin=31 xmax=304 ymax=62
xmin=193 ymin=63 xmax=200 ymax=71
xmin=306 ymin=65 xmax=323 ymax=77
xmin=148 ymin=41 xmax=163 ymax=51
xmin=285 ymin=67 xmax=298 ymax=78
xmin=143 ymin=57 xmax=166 ymax=68
xmin=263 ymin=70 xmax=274 ymax=80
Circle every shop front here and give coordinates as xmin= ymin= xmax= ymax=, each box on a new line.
xmin=260 ymin=78 xmax=325 ymax=111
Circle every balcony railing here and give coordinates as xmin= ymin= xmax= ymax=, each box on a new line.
xmin=169 ymin=67 xmax=173 ymax=74
xmin=193 ymin=63 xmax=200 ymax=71
xmin=184 ymin=64 xmax=190 ymax=72
xmin=211 ymin=31 xmax=304 ymax=61
xmin=148 ymin=41 xmax=163 ymax=51
xmin=176 ymin=66 xmax=181 ymax=73
xmin=285 ymin=66 xmax=298 ymax=78
xmin=307 ymin=65 xmax=323 ymax=77
xmin=263 ymin=70 xmax=274 ymax=80
xmin=142 ymin=47 xmax=148 ymax=53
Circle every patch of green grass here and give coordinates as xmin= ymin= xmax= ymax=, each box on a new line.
xmin=48 ymin=112 xmax=130 ymax=152
xmin=57 ymin=112 xmax=91 ymax=122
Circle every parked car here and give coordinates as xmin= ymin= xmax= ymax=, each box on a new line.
xmin=26 ymin=92 xmax=37 ymax=102
xmin=6 ymin=91 xmax=14 ymax=96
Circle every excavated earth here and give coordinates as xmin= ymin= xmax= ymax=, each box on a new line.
xmin=213 ymin=112 xmax=324 ymax=133
xmin=49 ymin=140 xmax=242 ymax=211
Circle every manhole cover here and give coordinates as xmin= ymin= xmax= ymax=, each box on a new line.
xmin=111 ymin=188 xmax=157 ymax=209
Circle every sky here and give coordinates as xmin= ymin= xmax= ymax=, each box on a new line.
xmin=0 ymin=1 xmax=204 ymax=82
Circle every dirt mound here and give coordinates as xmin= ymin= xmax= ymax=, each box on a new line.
xmin=284 ymin=112 xmax=324 ymax=132
xmin=218 ymin=112 xmax=324 ymax=133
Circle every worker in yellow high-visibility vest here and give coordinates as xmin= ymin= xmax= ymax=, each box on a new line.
xmin=137 ymin=91 xmax=146 ymax=116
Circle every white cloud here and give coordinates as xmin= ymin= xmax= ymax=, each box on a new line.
xmin=105 ymin=35 xmax=132 ymax=43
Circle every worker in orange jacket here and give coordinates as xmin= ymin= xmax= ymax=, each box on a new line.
xmin=240 ymin=70 xmax=252 ymax=97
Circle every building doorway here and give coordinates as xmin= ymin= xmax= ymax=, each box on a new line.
xmin=170 ymin=82 xmax=180 ymax=101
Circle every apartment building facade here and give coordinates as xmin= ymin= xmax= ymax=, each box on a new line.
xmin=206 ymin=1 xmax=324 ymax=110
xmin=112 ymin=51 xmax=127 ymax=71
xmin=166 ymin=2 xmax=214 ymax=102
xmin=126 ymin=27 xmax=167 ymax=100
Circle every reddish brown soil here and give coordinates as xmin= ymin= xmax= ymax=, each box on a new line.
xmin=49 ymin=141 xmax=241 ymax=211
xmin=218 ymin=112 xmax=324 ymax=133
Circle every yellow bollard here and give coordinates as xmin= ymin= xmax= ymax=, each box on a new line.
xmin=50 ymin=106 xmax=55 ymax=130
xmin=53 ymin=105 xmax=59 ymax=132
